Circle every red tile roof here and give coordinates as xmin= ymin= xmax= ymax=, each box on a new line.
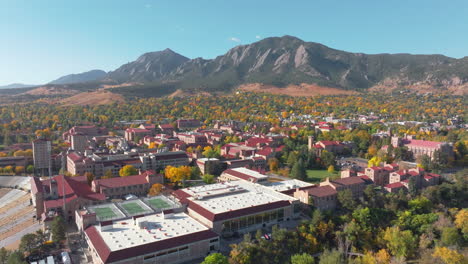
xmin=404 ymin=139 xmax=444 ymax=148
xmin=319 ymin=140 xmax=341 ymax=146
xmin=95 ymin=172 xmax=155 ymax=189
xmin=126 ymin=128 xmax=151 ymax=133
xmin=68 ymin=152 xmax=84 ymax=162
xmin=43 ymin=175 xmax=106 ymax=210
xmin=331 ymin=177 xmax=365 ymax=186
xmin=305 ymin=186 xmax=337 ymax=197
xmin=385 ymin=182 xmax=405 ymax=189
xmin=159 ymin=124 xmax=174 ymax=129
xmin=85 ymin=225 xmax=218 ymax=263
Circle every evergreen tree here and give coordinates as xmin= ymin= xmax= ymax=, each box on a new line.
xmin=51 ymin=216 xmax=66 ymax=243
xmin=290 ymin=158 xmax=307 ymax=180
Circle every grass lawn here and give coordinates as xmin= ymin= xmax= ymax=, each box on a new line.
xmin=306 ymin=169 xmax=339 ymax=183
xmin=93 ymin=207 xmax=117 ymax=219
xmin=147 ymin=198 xmax=171 ymax=209
xmin=121 ymin=202 xmax=145 ymax=215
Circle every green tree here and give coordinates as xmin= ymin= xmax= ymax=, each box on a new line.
xmin=291 ymin=253 xmax=315 ymax=264
xmin=190 ymin=166 xmax=201 ymax=179
xmin=0 ymin=247 xmax=9 ymax=264
xmin=320 ymin=151 xmax=335 ymax=169
xmin=26 ymin=165 xmax=34 ymax=174
xmin=290 ymin=158 xmax=307 ymax=180
xmin=441 ymin=227 xmax=462 ymax=247
xmin=6 ymin=251 xmax=26 ymax=264
xmin=202 ymin=174 xmax=215 ymax=184
xmin=51 ymin=216 xmax=66 ymax=243
xmin=338 ymin=189 xmax=356 ymax=211
xmin=408 ymin=177 xmax=417 ymax=197
xmin=119 ymin=165 xmax=138 ymax=177
xmin=201 ymin=253 xmax=229 ymax=264
xmin=382 ymin=226 xmax=416 ymax=258
xmin=103 ymin=169 xmax=113 ymax=179
xmin=19 ymin=233 xmax=37 ymax=253
xmin=418 ymin=154 xmax=431 ymax=170
xmin=319 ymin=249 xmax=343 ymax=264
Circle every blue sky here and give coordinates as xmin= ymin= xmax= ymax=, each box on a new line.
xmin=1 ymin=0 xmax=467 ymax=84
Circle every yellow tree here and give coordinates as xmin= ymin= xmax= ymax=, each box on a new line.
xmin=148 ymin=183 xmax=163 ymax=196
xmin=119 ymin=165 xmax=138 ymax=177
xmin=454 ymin=209 xmax=468 ymax=239
xmin=375 ymin=249 xmax=391 ymax=264
xmin=432 ymin=247 xmax=465 ymax=264
xmin=15 ymin=166 xmax=25 ymax=175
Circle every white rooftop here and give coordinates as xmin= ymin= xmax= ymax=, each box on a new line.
xmin=97 ymin=212 xmax=209 ymax=251
xmin=263 ymin=179 xmax=314 ymax=192
xmin=184 ymin=181 xmax=297 ymax=214
xmin=227 ymin=167 xmax=268 ymax=181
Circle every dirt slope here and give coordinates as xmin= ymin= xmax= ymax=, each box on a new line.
xmin=238 ymin=83 xmax=358 ymax=96
xmin=60 ymin=90 xmax=124 ymax=106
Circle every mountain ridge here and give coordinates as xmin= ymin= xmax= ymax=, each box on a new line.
xmin=7 ymin=36 xmax=468 ymax=96
xmin=103 ymin=35 xmax=468 ymax=95
xmin=49 ymin=69 xmax=107 ymax=85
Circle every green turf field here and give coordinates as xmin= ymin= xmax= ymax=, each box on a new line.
xmin=121 ymin=202 xmax=145 ymax=215
xmin=306 ymin=169 xmax=339 ymax=183
xmin=147 ymin=198 xmax=171 ymax=209
xmin=93 ymin=207 xmax=117 ymax=219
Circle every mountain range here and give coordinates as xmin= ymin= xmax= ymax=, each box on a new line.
xmin=4 ymin=36 xmax=468 ymax=97
xmin=0 ymin=83 xmax=38 ymax=89
xmin=48 ymin=69 xmax=107 ymax=85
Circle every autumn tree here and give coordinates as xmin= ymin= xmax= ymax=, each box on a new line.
xmin=119 ymin=165 xmax=138 ymax=177
xmin=148 ymin=183 xmax=163 ymax=196
xmin=454 ymin=209 xmax=468 ymax=240
xmin=382 ymin=226 xmax=416 ymax=259
xmin=268 ymin=157 xmax=279 ymax=172
xmin=15 ymin=166 xmax=24 ymax=175
xmin=432 ymin=247 xmax=465 ymax=264
xmin=103 ymin=170 xmax=113 ymax=179
xmin=165 ymin=166 xmax=191 ymax=186
xmin=85 ymin=172 xmax=94 ymax=187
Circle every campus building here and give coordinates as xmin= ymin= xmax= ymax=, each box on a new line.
xmin=173 ymin=180 xmax=301 ymax=234
xmin=32 ymin=139 xmax=51 ymax=175
xmin=30 ymin=175 xmax=106 ymax=222
xmin=218 ymin=167 xmax=269 ymax=183
xmin=82 ymin=211 xmax=218 ymax=264
xmin=91 ymin=171 xmax=163 ymax=199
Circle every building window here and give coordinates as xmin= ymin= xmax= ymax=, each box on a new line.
xmin=144 ymin=255 xmax=155 ymax=260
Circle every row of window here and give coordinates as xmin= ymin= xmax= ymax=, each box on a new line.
xmin=221 ymin=209 xmax=285 ymax=232
xmin=143 ymin=246 xmax=189 ymax=261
